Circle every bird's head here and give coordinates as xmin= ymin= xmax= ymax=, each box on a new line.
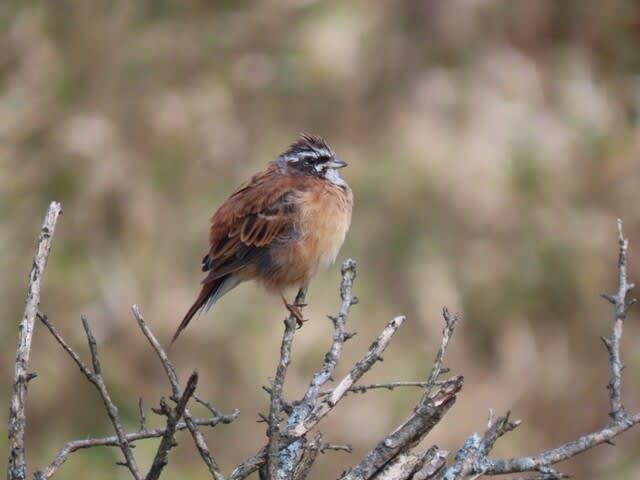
xmin=276 ymin=134 xmax=348 ymax=186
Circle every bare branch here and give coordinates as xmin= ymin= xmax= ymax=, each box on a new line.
xmin=297 ymin=259 xmax=357 ymax=413
xmin=278 ymin=259 xmax=358 ymax=476
xmin=233 ymin=260 xmax=359 ymax=479
xmin=132 ymin=305 xmax=231 ymax=480
xmin=138 ymin=398 xmax=147 ymax=431
xmin=36 ymin=415 xmax=234 ymax=479
xmin=425 ymin=308 xmax=459 ymax=391
xmin=340 ymin=376 xmax=463 ymax=480
xmin=290 ymin=315 xmax=406 ymax=438
xmin=229 ymin=448 xmax=267 ymax=480
xmin=146 ymin=372 xmax=199 ymax=480
xmin=266 ymin=287 xmax=307 ymax=480
xmin=291 ymin=433 xmax=322 ymax=480
xmin=320 ymin=443 xmax=353 ymax=454
xmin=83 ymin=316 xmax=142 ymax=478
xmin=7 ymin=201 xmax=62 ymax=480
xmin=442 ymin=219 xmax=639 ymax=479
xmin=39 ymin=312 xmax=141 ymax=478
xmin=600 ymin=218 xmax=635 ymax=420
xmin=38 ymin=313 xmax=142 ymax=479
xmin=37 ymin=312 xmax=92 ymax=377
xmin=371 ymin=446 xmax=449 ymax=480
xmin=328 ymin=380 xmax=448 ymax=396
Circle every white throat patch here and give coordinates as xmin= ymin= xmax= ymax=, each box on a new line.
xmin=324 ymin=168 xmax=347 ymax=187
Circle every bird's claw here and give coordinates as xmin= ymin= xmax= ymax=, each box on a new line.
xmin=285 ymin=302 xmax=307 ymax=328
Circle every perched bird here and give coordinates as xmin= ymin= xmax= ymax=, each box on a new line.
xmin=172 ymin=134 xmax=352 ymax=342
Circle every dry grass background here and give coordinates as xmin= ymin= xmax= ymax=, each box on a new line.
xmin=1 ymin=1 xmax=640 ymax=478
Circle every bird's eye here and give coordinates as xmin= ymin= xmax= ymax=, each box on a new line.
xmin=309 ymin=155 xmax=330 ymax=164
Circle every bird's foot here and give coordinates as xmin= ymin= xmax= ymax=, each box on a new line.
xmin=286 ymin=302 xmax=308 ymax=328
xmin=281 ymin=293 xmax=308 ymax=328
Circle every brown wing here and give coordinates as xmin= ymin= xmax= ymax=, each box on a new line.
xmin=200 ymin=165 xmax=311 ymax=283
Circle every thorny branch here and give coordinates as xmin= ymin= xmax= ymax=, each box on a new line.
xmin=7 ymin=201 xmax=62 ymax=480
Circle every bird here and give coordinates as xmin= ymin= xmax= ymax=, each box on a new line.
xmin=172 ymin=134 xmax=353 ymax=343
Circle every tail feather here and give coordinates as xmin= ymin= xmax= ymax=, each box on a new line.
xmin=172 ymin=274 xmax=237 ymax=344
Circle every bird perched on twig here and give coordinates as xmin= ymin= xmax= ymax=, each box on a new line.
xmin=172 ymin=134 xmax=353 ymax=342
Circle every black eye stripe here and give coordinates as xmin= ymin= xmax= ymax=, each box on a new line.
xmin=302 ymin=153 xmax=330 ymax=163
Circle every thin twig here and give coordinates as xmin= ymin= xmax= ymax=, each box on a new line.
xmin=132 ymin=305 xmax=231 ymax=480
xmin=38 ymin=312 xmax=142 ymax=479
xmin=425 ymin=308 xmax=458 ymax=391
xmin=146 ymin=372 xmax=199 ymax=480
xmin=7 ymin=201 xmax=62 ymax=480
xmin=37 ymin=312 xmax=91 ymax=376
xmin=194 ymin=394 xmax=225 ymax=417
xmin=290 ymin=315 xmax=406 ymax=438
xmin=266 ymin=287 xmax=307 ymax=480
xmin=87 ymin=316 xmax=144 ymax=478
xmin=321 ymin=380 xmax=449 ymax=398
xmin=36 ymin=415 xmax=233 ymax=479
xmin=138 ymin=398 xmax=147 ymax=431
xmin=320 ymin=443 xmax=353 ymax=454
xmin=299 ymin=259 xmax=357 ymax=407
xmin=600 ymin=218 xmax=635 ymax=420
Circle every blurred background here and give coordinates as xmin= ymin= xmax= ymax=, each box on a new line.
xmin=2 ymin=1 xmax=640 ymax=478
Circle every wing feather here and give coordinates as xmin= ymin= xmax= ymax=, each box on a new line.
xmin=201 ymin=166 xmax=311 ymax=281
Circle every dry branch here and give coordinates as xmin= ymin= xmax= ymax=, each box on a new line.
xmin=266 ymin=286 xmax=308 ymax=480
xmin=35 ymin=415 xmax=235 ymax=479
xmin=34 ymin=305 xmax=236 ymax=480
xmin=7 ymin=201 xmax=62 ymax=480
xmin=132 ymin=305 xmax=231 ymax=480
xmin=7 ymin=203 xmax=640 ymax=480
xmin=39 ymin=313 xmax=142 ymax=479
xmin=291 ymin=315 xmax=406 ymax=438
xmin=341 ymin=377 xmax=463 ymax=480
xmin=278 ymin=260 xmax=358 ymax=477
xmin=146 ymin=372 xmax=199 ymax=480
xmin=442 ymin=219 xmax=639 ymax=479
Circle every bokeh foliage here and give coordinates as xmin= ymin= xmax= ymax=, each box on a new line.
xmin=1 ymin=1 xmax=640 ymax=478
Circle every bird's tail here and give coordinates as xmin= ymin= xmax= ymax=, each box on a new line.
xmin=172 ymin=274 xmax=237 ymax=344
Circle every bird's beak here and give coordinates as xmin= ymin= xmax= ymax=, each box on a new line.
xmin=329 ymin=158 xmax=348 ymax=169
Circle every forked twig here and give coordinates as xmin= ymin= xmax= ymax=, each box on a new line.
xmin=133 ymin=305 xmax=232 ymax=480
xmin=39 ymin=313 xmax=142 ymax=479
xmin=146 ymin=372 xmax=199 ymax=480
